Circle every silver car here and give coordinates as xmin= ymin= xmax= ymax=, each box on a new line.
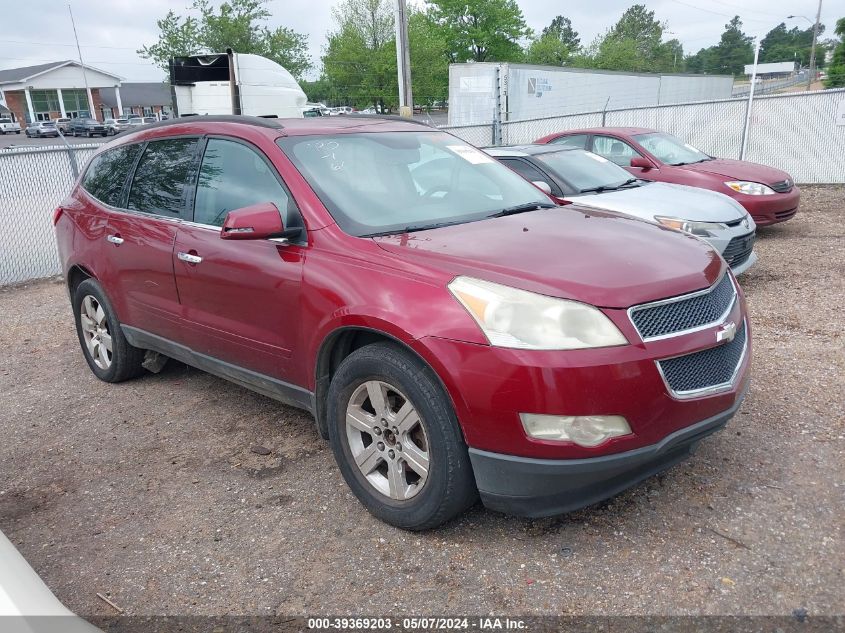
xmin=24 ymin=121 xmax=59 ymax=138
xmin=488 ymin=145 xmax=757 ymax=275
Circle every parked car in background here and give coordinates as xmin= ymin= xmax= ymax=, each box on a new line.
xmin=125 ymin=116 xmax=145 ymax=128
xmin=142 ymin=116 xmax=157 ymax=124
xmin=54 ymin=117 xmax=72 ymax=133
xmin=25 ymin=121 xmax=60 ymax=138
xmin=68 ymin=117 xmax=107 ymax=137
xmin=0 ymin=529 xmax=101 ymax=630
xmin=104 ymin=118 xmax=124 ymax=135
xmin=536 ymin=128 xmax=800 ymax=227
xmin=488 ymin=145 xmax=757 ymax=274
xmin=56 ymin=115 xmax=750 ymax=530
xmin=0 ymin=117 xmax=21 ymax=134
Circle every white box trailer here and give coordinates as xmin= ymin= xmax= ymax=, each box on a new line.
xmin=170 ymin=50 xmax=307 ymax=118
xmin=743 ymin=61 xmax=797 ymax=76
xmin=447 ymin=63 xmax=734 ymax=126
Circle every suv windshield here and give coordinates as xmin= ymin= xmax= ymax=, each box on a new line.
xmin=535 ymin=149 xmax=638 ymax=192
xmin=633 ymin=132 xmax=711 ymax=166
xmin=278 ymin=131 xmax=549 ymax=236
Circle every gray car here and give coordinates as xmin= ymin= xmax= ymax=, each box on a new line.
xmin=488 ymin=145 xmax=757 ymax=275
xmin=24 ymin=121 xmax=59 ymax=138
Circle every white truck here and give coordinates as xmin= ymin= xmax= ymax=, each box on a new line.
xmin=0 ymin=117 xmax=21 ymax=134
xmin=169 ymin=50 xmax=307 ymax=119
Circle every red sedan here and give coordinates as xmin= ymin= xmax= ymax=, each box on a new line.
xmin=535 ymin=127 xmax=799 ymax=227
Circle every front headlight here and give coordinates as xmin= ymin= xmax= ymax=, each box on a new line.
xmin=724 ymin=181 xmax=775 ymax=196
xmin=448 ymin=276 xmax=627 ymax=350
xmin=655 ymin=216 xmax=727 ymax=238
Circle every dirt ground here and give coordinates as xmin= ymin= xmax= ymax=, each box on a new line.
xmin=0 ymin=186 xmax=843 ymax=618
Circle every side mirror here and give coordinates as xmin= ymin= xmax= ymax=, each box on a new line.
xmin=220 ymin=202 xmax=296 ymax=241
xmin=531 ymin=180 xmax=553 ymax=195
xmin=630 ymin=157 xmax=653 ymax=170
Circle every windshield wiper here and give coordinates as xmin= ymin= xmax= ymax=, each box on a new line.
xmin=362 ymin=219 xmax=470 ymax=237
xmin=580 ymin=178 xmax=638 ymax=194
xmin=488 ymin=202 xmax=557 ymax=218
xmin=670 ymin=158 xmax=711 ymax=166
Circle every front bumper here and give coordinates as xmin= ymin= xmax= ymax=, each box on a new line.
xmin=733 ymin=187 xmax=800 ymax=226
xmin=470 ymin=384 xmax=747 ymax=517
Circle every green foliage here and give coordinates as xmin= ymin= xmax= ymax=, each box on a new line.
xmin=583 ymin=4 xmax=681 ymax=73
xmin=525 ymin=15 xmax=580 ymax=66
xmin=427 ymin=0 xmax=530 ymax=62
xmin=760 ymin=22 xmax=826 ymax=67
xmin=687 ymin=16 xmax=753 ymax=76
xmin=825 ymin=18 xmax=845 ymax=88
xmin=138 ymin=0 xmax=311 ymax=79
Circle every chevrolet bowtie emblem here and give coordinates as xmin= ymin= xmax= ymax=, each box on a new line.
xmin=716 ymin=322 xmax=737 ymax=343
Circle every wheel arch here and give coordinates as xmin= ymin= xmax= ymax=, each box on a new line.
xmin=67 ymin=264 xmax=97 ymax=298
xmin=313 ymin=326 xmax=466 ymax=443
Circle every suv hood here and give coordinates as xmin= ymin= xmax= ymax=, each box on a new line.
xmin=373 ymin=206 xmax=723 ymax=309
xmin=569 ymin=181 xmax=747 ymax=223
xmin=678 ymin=158 xmax=791 ymax=186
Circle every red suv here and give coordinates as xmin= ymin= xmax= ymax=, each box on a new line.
xmin=536 ymin=127 xmax=800 ymax=226
xmin=55 ymin=116 xmax=751 ymax=530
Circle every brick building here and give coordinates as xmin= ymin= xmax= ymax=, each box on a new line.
xmin=0 ymin=60 xmax=122 ymax=123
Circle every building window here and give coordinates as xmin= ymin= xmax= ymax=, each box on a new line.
xmin=30 ymin=89 xmax=61 ymax=120
xmin=62 ymin=89 xmax=90 ymax=117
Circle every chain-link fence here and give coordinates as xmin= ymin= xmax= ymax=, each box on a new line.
xmin=443 ymin=88 xmax=845 ymax=184
xmin=0 ymin=143 xmax=99 ymax=285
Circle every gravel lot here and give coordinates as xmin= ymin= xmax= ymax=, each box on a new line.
xmin=0 ymin=186 xmax=842 ymax=618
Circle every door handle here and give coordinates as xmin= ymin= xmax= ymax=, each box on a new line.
xmin=177 ymin=251 xmax=203 ymax=264
xmin=106 ymin=234 xmax=124 ymax=245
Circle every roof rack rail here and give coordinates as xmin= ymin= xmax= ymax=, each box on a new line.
xmin=341 ymin=114 xmax=432 ymax=127
xmin=138 ymin=114 xmax=285 ymax=130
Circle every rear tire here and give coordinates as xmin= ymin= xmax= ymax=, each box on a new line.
xmin=327 ymin=342 xmax=477 ymax=530
xmin=72 ymin=279 xmax=145 ymax=383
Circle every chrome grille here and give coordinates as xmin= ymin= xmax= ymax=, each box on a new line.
xmin=629 ymin=274 xmax=736 ymax=340
xmin=658 ymin=321 xmax=747 ymax=397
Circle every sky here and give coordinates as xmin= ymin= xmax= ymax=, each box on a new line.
xmin=0 ymin=0 xmax=842 ymax=83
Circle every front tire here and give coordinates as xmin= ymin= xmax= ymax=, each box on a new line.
xmin=327 ymin=342 xmax=477 ymax=530
xmin=72 ymin=279 xmax=145 ymax=383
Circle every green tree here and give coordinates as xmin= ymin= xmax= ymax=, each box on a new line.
xmin=694 ymin=16 xmax=753 ymax=75
xmin=427 ymin=0 xmax=531 ymax=63
xmin=760 ymin=22 xmax=826 ymax=67
xmin=321 ymin=1 xmax=450 ymax=110
xmin=525 ymin=15 xmax=580 ymax=66
xmin=138 ymin=0 xmax=311 ymax=79
xmin=825 ymin=18 xmax=845 ymax=88
xmin=586 ymin=4 xmax=680 ymax=72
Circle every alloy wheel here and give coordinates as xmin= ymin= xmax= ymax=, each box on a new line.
xmin=79 ymin=295 xmax=112 ymax=369
xmin=345 ymin=380 xmax=430 ymax=501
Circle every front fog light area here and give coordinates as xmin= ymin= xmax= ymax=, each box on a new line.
xmin=520 ymin=414 xmax=631 ymax=446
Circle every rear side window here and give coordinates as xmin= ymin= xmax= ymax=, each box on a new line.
xmin=128 ymin=138 xmax=199 ymax=217
xmin=81 ymin=144 xmax=142 ymax=207
xmin=194 ymin=138 xmax=296 ymax=227
xmin=551 ymin=134 xmax=588 ymax=149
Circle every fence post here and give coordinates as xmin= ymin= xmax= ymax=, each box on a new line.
xmin=601 ymin=97 xmax=611 ymax=126
xmin=58 ymin=131 xmax=79 ymax=179
xmin=740 ymin=38 xmax=761 ymax=160
xmin=492 ymin=65 xmax=503 ymax=146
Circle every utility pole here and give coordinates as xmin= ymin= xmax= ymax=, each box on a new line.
xmin=394 ymin=0 xmax=413 ymax=118
xmin=68 ymin=3 xmax=95 ymax=120
xmin=807 ymin=0 xmax=823 ymax=90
